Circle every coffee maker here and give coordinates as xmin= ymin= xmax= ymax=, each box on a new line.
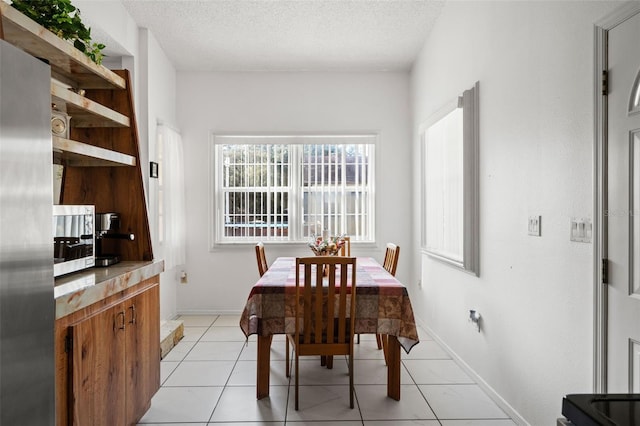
xmin=95 ymin=212 xmax=135 ymax=266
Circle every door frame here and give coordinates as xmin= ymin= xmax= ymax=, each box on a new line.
xmin=594 ymin=2 xmax=640 ymax=394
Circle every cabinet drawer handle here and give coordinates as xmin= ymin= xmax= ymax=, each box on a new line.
xmin=114 ymin=311 xmax=126 ymax=331
xmin=128 ymin=304 xmax=136 ymax=325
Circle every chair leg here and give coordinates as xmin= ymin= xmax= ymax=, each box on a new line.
xmin=295 ymin=351 xmax=299 ymax=410
xmin=356 ymin=334 xmax=360 ymax=344
xmin=381 ymin=335 xmax=389 ymax=365
xmin=375 ymin=333 xmax=383 ymax=350
xmin=349 ymin=353 xmax=354 ymax=409
xmin=326 ymin=355 xmax=333 ymax=369
xmin=285 ymin=337 xmax=290 ymax=378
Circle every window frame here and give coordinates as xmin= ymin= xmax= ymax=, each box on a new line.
xmin=156 ymin=129 xmax=165 ymax=246
xmin=209 ymin=133 xmax=377 ymax=247
xmin=421 ymin=82 xmax=479 ymax=276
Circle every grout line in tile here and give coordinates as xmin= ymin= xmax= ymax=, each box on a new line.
xmin=417 ymin=386 xmax=440 ymax=422
xmin=352 ymin=375 xmax=365 ymax=425
xmin=405 ymin=360 xmax=442 ymax=423
xmin=155 ymin=316 xmax=516 ymax=425
xmin=161 ymin=321 xmax=219 ymax=389
xmin=206 ymin=331 xmax=248 ymax=424
xmin=437 ymin=417 xmax=512 ymax=421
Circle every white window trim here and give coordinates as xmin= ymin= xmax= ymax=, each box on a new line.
xmin=209 ymin=132 xmax=377 ymax=249
xmin=420 ymin=82 xmax=479 ymax=276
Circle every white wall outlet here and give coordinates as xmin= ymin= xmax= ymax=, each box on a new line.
xmin=528 ymin=215 xmax=541 ymax=236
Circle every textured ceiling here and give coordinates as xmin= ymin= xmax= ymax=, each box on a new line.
xmin=119 ymin=0 xmax=445 ymax=72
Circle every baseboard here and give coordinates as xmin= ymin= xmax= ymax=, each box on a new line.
xmin=415 ymin=316 xmax=530 ymax=426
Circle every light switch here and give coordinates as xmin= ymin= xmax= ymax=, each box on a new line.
xmin=571 ymin=219 xmax=579 ymax=241
xmin=528 ymin=215 xmax=541 ymax=236
xmin=570 ymin=217 xmax=592 ymax=243
xmin=585 ymin=220 xmax=593 ymax=242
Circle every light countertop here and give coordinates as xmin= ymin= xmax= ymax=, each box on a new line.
xmin=54 ymin=260 xmax=164 ymax=319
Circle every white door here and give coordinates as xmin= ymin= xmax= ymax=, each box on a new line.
xmin=607 ymin=9 xmax=640 ymax=392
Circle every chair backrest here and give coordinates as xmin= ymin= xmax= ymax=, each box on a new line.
xmin=339 ymin=236 xmax=351 ymax=257
xmin=382 ymin=243 xmax=400 ymax=276
xmin=255 ymin=242 xmax=268 ymax=277
xmin=295 ymin=256 xmax=356 ymax=346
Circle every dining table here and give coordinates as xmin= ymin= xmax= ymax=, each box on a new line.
xmin=239 ymin=256 xmax=420 ymax=401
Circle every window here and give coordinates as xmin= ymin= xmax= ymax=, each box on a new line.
xmin=211 ymin=134 xmax=376 ymax=245
xmin=157 ymin=128 xmax=164 ymax=245
xmin=421 ymin=82 xmax=479 ymax=275
xmin=157 ymin=124 xmax=186 ymax=269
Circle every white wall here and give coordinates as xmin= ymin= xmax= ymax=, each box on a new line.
xmin=411 ymin=2 xmax=619 ymax=424
xmin=176 ymin=72 xmax=413 ymax=313
xmin=75 ymin=3 xmax=179 ymax=321
xmin=139 ymin=29 xmax=178 ymax=321
xmin=75 ymin=1 xmax=139 ymax=115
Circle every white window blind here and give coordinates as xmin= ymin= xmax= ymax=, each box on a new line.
xmin=158 ymin=124 xmax=187 ymax=270
xmin=211 ymin=134 xmax=376 ymax=245
xmin=424 ymin=108 xmax=464 ymax=262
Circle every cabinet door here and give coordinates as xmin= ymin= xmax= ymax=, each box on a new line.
xmin=70 ymin=304 xmax=126 ymax=426
xmin=125 ymin=282 xmax=160 ymax=424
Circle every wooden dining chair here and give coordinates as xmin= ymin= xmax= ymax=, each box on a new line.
xmin=356 ymin=242 xmax=401 ymax=353
xmin=383 ymin=243 xmax=400 ymax=276
xmin=255 ymin=242 xmax=269 ymax=277
xmin=329 ymin=235 xmax=351 ymax=366
xmin=321 ymin=235 xmax=349 ymax=368
xmin=286 ymin=256 xmax=357 ymax=410
xmin=376 ymin=243 xmax=400 ymax=361
xmin=339 ymin=236 xmax=351 ymax=256
xmin=255 ymin=242 xmax=290 ymax=357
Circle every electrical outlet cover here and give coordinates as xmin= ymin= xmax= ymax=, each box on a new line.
xmin=528 ymin=215 xmax=541 ymax=236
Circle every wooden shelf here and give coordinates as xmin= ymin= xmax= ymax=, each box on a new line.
xmin=51 ymin=82 xmax=130 ymax=128
xmin=53 ymin=136 xmax=136 ymax=167
xmin=0 ymin=2 xmax=125 ymax=90
xmin=1 ymin=6 xmax=153 ymax=264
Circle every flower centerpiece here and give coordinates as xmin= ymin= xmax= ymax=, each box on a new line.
xmin=308 ymin=234 xmax=346 ymax=256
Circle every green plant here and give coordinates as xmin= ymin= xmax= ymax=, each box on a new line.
xmin=11 ymin=0 xmax=106 ymax=65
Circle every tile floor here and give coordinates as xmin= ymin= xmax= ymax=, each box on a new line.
xmin=138 ymin=315 xmax=517 ymax=425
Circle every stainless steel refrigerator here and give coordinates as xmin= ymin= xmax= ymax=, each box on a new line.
xmin=0 ymin=39 xmax=55 ymax=424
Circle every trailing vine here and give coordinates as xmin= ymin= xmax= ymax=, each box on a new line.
xmin=11 ymin=0 xmax=106 ymax=65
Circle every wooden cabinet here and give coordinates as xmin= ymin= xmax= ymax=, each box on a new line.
xmin=58 ymin=279 xmax=160 ymax=426
xmin=125 ymin=285 xmax=161 ymax=423
xmin=69 ymin=301 xmax=126 ymax=426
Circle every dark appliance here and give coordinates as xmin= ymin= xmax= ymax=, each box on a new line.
xmin=95 ymin=212 xmax=135 ymax=266
xmin=562 ymin=393 xmax=640 ymax=425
